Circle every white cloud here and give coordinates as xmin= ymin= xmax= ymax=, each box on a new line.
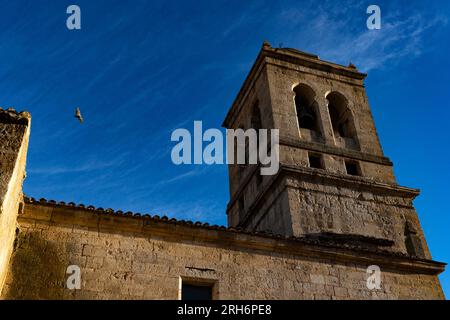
xmin=322 ymin=15 xmax=447 ymax=71
xmin=29 ymin=158 xmax=123 ymax=175
xmin=277 ymin=3 xmax=448 ymax=71
xmin=157 ymin=167 xmax=209 ymax=185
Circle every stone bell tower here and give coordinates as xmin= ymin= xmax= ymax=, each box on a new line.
xmin=223 ymin=42 xmax=434 ymax=258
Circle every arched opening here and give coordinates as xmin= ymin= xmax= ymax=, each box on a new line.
xmin=326 ymin=92 xmax=359 ymax=149
xmin=293 ymin=84 xmax=321 ymax=134
xmin=327 ymin=92 xmax=355 ymax=138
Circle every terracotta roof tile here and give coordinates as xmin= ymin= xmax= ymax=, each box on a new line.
xmin=22 ymin=195 xmax=445 ymax=264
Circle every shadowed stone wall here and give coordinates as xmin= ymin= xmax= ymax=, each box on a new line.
xmin=0 ymin=109 xmax=30 ymax=296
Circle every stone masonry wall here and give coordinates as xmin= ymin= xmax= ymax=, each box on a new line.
xmin=285 ymin=175 xmax=431 ymax=258
xmin=231 ymin=166 xmax=430 ymax=261
xmin=1 ymin=202 xmax=444 ymax=300
xmin=0 ymin=110 xmax=30 ymax=295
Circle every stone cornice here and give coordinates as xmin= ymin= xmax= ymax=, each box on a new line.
xmin=280 ymin=136 xmax=393 ymax=166
xmin=226 ymin=163 xmax=419 ymax=216
xmin=20 ymin=198 xmax=446 ymax=276
xmin=281 ymin=164 xmax=420 ymax=198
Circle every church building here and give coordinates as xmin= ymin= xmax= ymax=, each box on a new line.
xmin=0 ymin=42 xmax=445 ymax=299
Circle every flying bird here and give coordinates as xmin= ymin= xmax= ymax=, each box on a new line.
xmin=74 ymin=107 xmax=83 ymax=123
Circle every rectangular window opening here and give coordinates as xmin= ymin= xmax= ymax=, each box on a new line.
xmin=345 ymin=160 xmax=360 ymax=176
xmin=308 ymin=153 xmax=323 ymax=169
xmin=181 ymin=281 xmax=214 ymax=300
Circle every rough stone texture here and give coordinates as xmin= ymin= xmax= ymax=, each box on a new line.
xmin=1 ymin=202 xmax=445 ymax=300
xmin=221 ymin=43 xmax=445 ymax=298
xmin=237 ymin=171 xmax=431 ymax=259
xmin=0 ymin=44 xmax=446 ymax=300
xmin=223 ymin=43 xmax=433 ymax=258
xmin=0 ymin=108 xmax=30 ymax=296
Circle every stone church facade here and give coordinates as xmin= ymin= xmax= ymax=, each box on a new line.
xmin=0 ymin=43 xmax=445 ymax=299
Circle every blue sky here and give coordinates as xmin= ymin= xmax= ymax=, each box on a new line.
xmin=1 ymin=0 xmax=449 ymax=297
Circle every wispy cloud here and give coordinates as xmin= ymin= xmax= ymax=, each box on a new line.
xmin=157 ymin=166 xmax=212 ymax=186
xmin=277 ymin=2 xmax=448 ymax=71
xmin=319 ymin=15 xmax=447 ymax=71
xmin=28 ymin=158 xmax=124 ymax=175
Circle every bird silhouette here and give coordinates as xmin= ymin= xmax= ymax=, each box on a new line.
xmin=75 ymin=107 xmax=83 ymax=123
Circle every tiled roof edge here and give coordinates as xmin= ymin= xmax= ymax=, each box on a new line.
xmin=23 ymin=196 xmax=446 ymax=267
